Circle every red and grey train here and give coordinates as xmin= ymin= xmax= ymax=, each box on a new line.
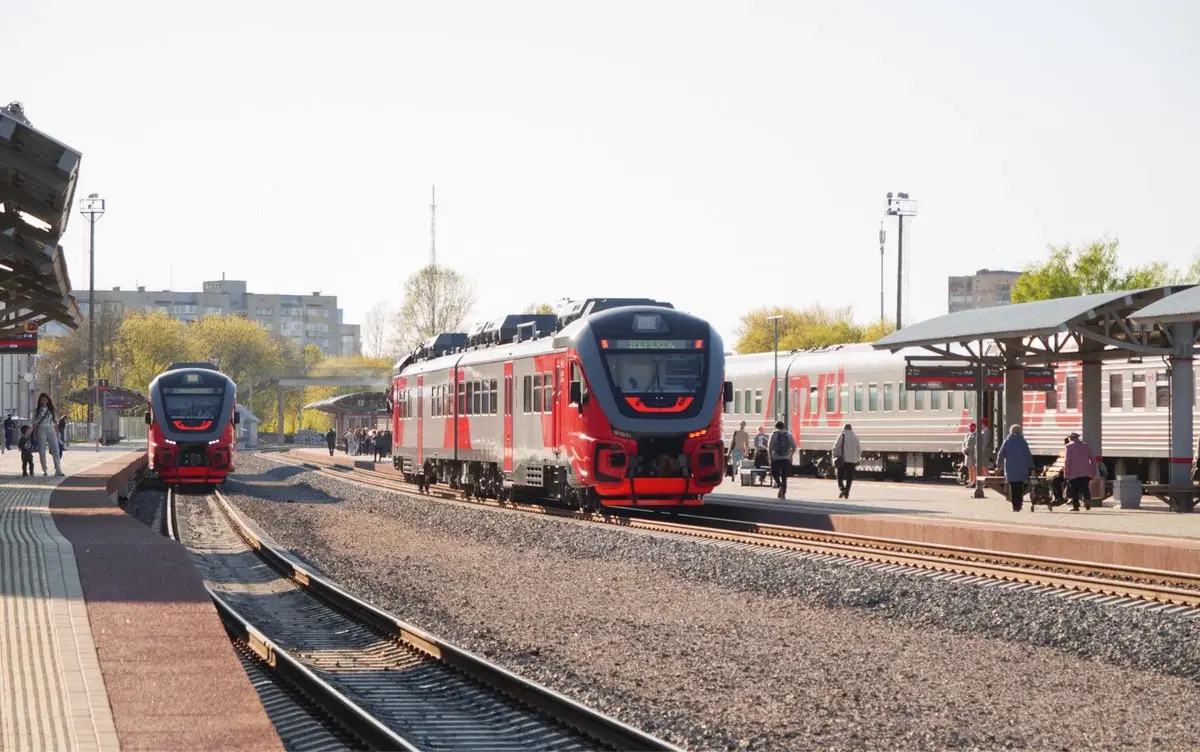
xmin=391 ymin=299 xmax=730 ymax=510
xmin=146 ymin=362 xmax=239 ymax=485
xmin=724 ymin=342 xmax=1199 ymax=482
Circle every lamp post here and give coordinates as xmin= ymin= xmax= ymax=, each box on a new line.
xmin=767 ymin=315 xmax=783 ymax=422
xmin=79 ymin=193 xmax=105 ymax=440
xmin=884 ymin=192 xmax=918 ymax=331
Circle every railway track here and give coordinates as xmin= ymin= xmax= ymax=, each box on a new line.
xmin=166 ymin=486 xmax=677 ymax=751
xmin=261 ymin=450 xmax=1200 ymax=615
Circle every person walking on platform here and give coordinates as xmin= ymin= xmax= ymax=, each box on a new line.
xmin=753 ymin=426 xmax=770 ymax=473
xmin=730 ymin=421 xmax=750 ymax=478
xmin=963 ymin=423 xmax=979 ymax=487
xmin=768 ymin=421 xmax=796 ymax=499
xmin=31 ymin=393 xmax=63 ymax=477
xmin=3 ymin=413 xmax=14 ymax=450
xmin=1065 ymin=432 xmax=1097 ymax=511
xmin=325 ymin=427 xmax=337 ymax=456
xmin=832 ymin=423 xmax=861 ymax=499
xmin=996 ymin=424 xmax=1034 ymax=512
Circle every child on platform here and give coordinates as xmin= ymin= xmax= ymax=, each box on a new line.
xmin=17 ymin=425 xmax=35 ymax=477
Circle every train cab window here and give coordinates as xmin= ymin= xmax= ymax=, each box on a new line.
xmin=853 ymin=384 xmax=863 ymax=412
xmin=569 ymin=363 xmax=587 ymax=407
xmin=1066 ymin=376 xmax=1079 ymax=410
xmin=1131 ymin=372 xmax=1147 ymax=409
xmin=458 ymin=381 xmax=466 ymax=415
xmin=734 ymin=390 xmax=742 ymax=414
xmin=533 ymin=374 xmax=543 ymax=412
xmin=523 ymin=375 xmax=532 ymax=413
xmin=542 ymin=372 xmax=553 ymax=413
xmin=490 ymin=379 xmax=499 ymax=415
xmin=868 ymin=383 xmax=878 ymax=412
xmin=480 ymin=381 xmax=490 ymax=415
xmin=839 ymin=385 xmax=849 ymax=413
xmin=825 ymin=385 xmax=835 ymax=414
xmin=898 ymin=383 xmax=908 ymax=411
xmin=754 ymin=389 xmax=763 ymax=415
xmin=930 ymin=391 xmax=941 ymax=410
xmin=914 ymin=390 xmax=924 ymax=411
xmin=1109 ymin=373 xmax=1123 ymax=409
xmin=1156 ymin=371 xmax=1170 ymax=408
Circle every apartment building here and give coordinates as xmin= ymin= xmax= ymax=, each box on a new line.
xmin=947 ymin=269 xmax=1022 ymax=314
xmin=86 ymin=278 xmax=362 ymax=357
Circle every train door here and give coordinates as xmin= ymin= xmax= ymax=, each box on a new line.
xmin=553 ymin=359 xmax=564 ymax=451
xmin=417 ymin=375 xmax=424 ymax=465
xmin=504 ymin=362 xmax=514 ymax=473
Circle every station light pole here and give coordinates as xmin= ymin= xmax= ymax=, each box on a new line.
xmin=885 ymin=192 xmax=917 ymax=331
xmin=79 ymin=193 xmax=105 ymax=440
xmin=767 ymin=315 xmax=783 ymax=422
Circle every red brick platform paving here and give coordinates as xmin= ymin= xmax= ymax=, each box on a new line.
xmin=50 ymin=452 xmax=282 ymax=750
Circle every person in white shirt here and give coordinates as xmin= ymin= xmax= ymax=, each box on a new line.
xmin=729 ymin=421 xmax=750 ymax=478
xmin=832 ymin=423 xmax=862 ymax=499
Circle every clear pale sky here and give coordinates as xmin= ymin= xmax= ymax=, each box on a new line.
xmin=6 ymin=0 xmax=1198 ymax=345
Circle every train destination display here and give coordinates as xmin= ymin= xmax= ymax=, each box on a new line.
xmin=905 ymin=365 xmax=1056 ymax=392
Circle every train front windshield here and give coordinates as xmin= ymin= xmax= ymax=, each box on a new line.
xmin=163 ymin=389 xmax=225 ymax=420
xmin=603 ymin=349 xmax=705 ymax=395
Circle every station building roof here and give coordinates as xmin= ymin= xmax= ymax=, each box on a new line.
xmin=873 ymin=285 xmax=1193 ymax=362
xmin=0 ymin=103 xmax=84 ymax=332
xmin=303 ymin=391 xmax=390 ymax=415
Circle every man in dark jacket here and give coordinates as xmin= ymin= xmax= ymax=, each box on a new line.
xmin=325 ymin=428 xmax=337 ymax=456
xmin=768 ymin=421 xmax=797 ymax=499
xmin=3 ymin=414 xmax=13 ymax=450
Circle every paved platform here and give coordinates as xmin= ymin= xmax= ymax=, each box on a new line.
xmin=1 ymin=445 xmax=282 ymax=750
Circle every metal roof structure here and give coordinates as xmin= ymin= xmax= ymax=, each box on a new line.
xmin=873 ymin=285 xmax=1194 ymax=364
xmin=303 ymin=391 xmax=390 ymax=415
xmin=0 ymin=102 xmax=83 ymax=333
xmin=1128 ymin=285 xmax=1200 ymax=326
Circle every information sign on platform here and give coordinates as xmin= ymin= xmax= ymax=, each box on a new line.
xmin=905 ymin=365 xmax=1055 ymax=392
xmin=0 ymin=331 xmax=38 ymax=354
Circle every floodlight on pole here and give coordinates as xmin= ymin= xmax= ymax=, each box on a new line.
xmin=885 ymin=192 xmax=917 ymax=331
xmin=767 ymin=315 xmax=783 ymax=422
xmin=79 ymin=193 xmax=105 ymax=438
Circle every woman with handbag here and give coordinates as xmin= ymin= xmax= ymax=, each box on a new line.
xmin=31 ymin=392 xmax=63 ymax=476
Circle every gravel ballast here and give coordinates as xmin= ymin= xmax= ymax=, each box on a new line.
xmin=224 ymin=453 xmax=1200 ymax=750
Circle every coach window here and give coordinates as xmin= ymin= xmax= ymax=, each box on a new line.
xmin=839 ymin=384 xmax=849 ymax=413
xmin=914 ymin=390 xmax=924 ymax=411
xmin=883 ymin=383 xmax=893 ymax=411
xmin=754 ymin=389 xmax=763 ymax=415
xmin=853 ymin=384 xmax=863 ymax=412
xmin=809 ymin=387 xmax=818 ymax=415
xmin=734 ymin=390 xmax=742 ymax=414
xmin=946 ymin=390 xmax=955 ymax=411
xmin=1131 ymin=372 xmax=1147 ymax=409
xmin=543 ymin=372 xmax=553 ymax=412
xmin=1066 ymin=375 xmax=1079 ymax=410
xmin=930 ymin=390 xmax=941 ymax=410
xmin=1109 ymin=373 xmax=1123 ymax=409
xmin=1156 ymin=371 xmax=1170 ymax=408
xmin=457 ymin=381 xmax=466 ymax=415
xmin=466 ymin=381 xmax=475 ymax=415
xmin=744 ymin=389 xmax=752 ymax=414
xmin=490 ymin=379 xmax=499 ymax=415
xmin=868 ymin=383 xmax=878 ymax=411
xmin=898 ymin=383 xmax=908 ymax=411
xmin=481 ymin=381 xmax=490 ymax=415
xmin=825 ymin=385 xmax=835 ymax=414
xmin=523 ymin=375 xmax=532 ymax=413
xmin=533 ymin=374 xmax=543 ymax=412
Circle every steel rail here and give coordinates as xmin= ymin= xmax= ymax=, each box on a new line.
xmin=265 ymin=451 xmax=1200 ymax=610
xmin=209 ymin=487 xmax=678 ymax=752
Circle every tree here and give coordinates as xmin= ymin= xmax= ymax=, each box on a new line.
xmin=189 ymin=314 xmax=285 ymax=391
xmin=362 ymin=301 xmax=390 ymax=357
xmin=522 ymin=302 xmax=556 ymax=315
xmin=1011 ymin=237 xmax=1194 ymax=304
xmin=736 ymin=305 xmax=874 ymax=354
xmin=114 ymin=312 xmax=195 ymax=391
xmin=391 ymin=263 xmax=476 ymax=351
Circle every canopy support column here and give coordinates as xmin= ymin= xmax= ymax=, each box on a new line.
xmin=1004 ymin=362 xmax=1024 ymax=436
xmin=1170 ymin=321 xmax=1195 ymax=512
xmin=973 ymin=341 xmax=986 ymax=498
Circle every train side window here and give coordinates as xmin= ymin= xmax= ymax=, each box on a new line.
xmin=458 ymin=381 xmax=466 ymax=415
xmin=1066 ymin=376 xmax=1079 ymax=410
xmin=533 ymin=374 xmax=543 ymax=412
xmin=467 ymin=381 xmax=475 ymax=415
xmin=930 ymin=390 xmax=941 ymax=410
xmin=523 ymin=375 xmax=532 ymax=413
xmin=1156 ymin=371 xmax=1170 ymax=408
xmin=946 ymin=390 xmax=955 ymax=411
xmin=914 ymin=390 xmax=924 ymax=411
xmin=809 ymin=388 xmax=818 ymax=415
xmin=898 ymin=383 xmax=908 ymax=411
xmin=1131 ymin=372 xmax=1146 ymax=409
xmin=481 ymin=381 xmax=490 ymax=415
xmin=490 ymin=379 xmax=499 ymax=415
xmin=853 ymin=384 xmax=864 ymax=412
xmin=868 ymin=383 xmax=878 ymax=411
xmin=754 ymin=389 xmax=763 ymax=415
xmin=825 ymin=385 xmax=835 ymax=414
xmin=839 ymin=384 xmax=849 ymax=413
xmin=543 ymin=372 xmax=553 ymax=413
xmin=734 ymin=390 xmax=742 ymax=414
xmin=744 ymin=389 xmax=752 ymax=414
xmin=1045 ymin=385 xmax=1057 ymax=411
xmin=882 ymin=383 xmax=893 ymax=411
xmin=1109 ymin=373 xmax=1123 ymax=409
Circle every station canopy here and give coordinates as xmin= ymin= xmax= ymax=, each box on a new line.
xmin=303 ymin=391 xmax=391 ymax=416
xmin=0 ymin=103 xmax=84 ymax=333
xmin=873 ymin=286 xmax=1197 ymax=364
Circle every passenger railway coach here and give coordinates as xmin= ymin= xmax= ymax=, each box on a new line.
xmin=146 ymin=362 xmax=239 ymax=485
xmin=391 ymin=299 xmax=730 ymax=510
xmin=725 ymin=343 xmax=1200 ymax=482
